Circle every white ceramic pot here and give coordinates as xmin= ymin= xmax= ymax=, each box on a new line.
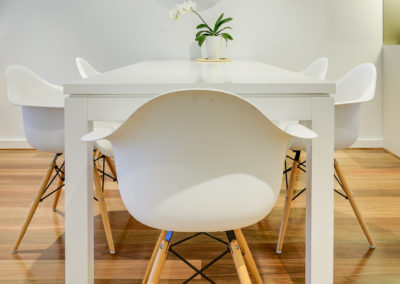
xmin=206 ymin=36 xmax=222 ymax=60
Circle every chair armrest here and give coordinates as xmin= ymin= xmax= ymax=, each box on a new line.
xmin=282 ymin=123 xmax=318 ymax=140
xmin=81 ymin=127 xmax=116 ymax=142
xmin=334 ymin=99 xmax=363 ymax=106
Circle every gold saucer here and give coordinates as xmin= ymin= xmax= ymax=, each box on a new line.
xmin=196 ymin=58 xmax=232 ymax=63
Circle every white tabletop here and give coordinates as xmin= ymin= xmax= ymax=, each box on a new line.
xmin=63 ymin=59 xmax=336 ymax=284
xmin=64 ymin=60 xmax=335 ymax=95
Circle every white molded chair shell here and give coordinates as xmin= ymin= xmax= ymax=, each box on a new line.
xmin=334 ymin=63 xmax=376 ymax=105
xmin=291 ymin=63 xmax=377 ymax=151
xmin=6 ymin=66 xmax=64 ymax=108
xmin=300 ymin=57 xmax=329 ymax=80
xmin=277 ymin=57 xmax=329 ymax=130
xmin=5 ymin=66 xmax=65 ymax=152
xmin=21 ymin=106 xmax=64 ymax=153
xmin=76 ymin=57 xmax=100 ymax=78
xmin=92 ymin=121 xmax=121 ymax=157
xmin=75 ymin=57 xmax=120 ymax=157
xmin=82 ymin=90 xmax=317 ymax=232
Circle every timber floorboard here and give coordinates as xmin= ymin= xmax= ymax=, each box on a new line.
xmin=0 ymin=149 xmax=399 ymax=283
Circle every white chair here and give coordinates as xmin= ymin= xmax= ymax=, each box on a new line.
xmin=300 ymin=57 xmax=328 ymax=80
xmin=5 ymin=65 xmax=115 ymax=254
xmin=76 ymin=57 xmax=100 ymax=78
xmin=82 ymin=89 xmax=317 ymax=283
xmin=276 ymin=63 xmax=377 ymax=254
xmin=75 ymin=56 xmax=121 ymax=171
xmin=76 ymin=57 xmax=122 ymax=169
xmin=277 ymin=58 xmax=328 ymax=130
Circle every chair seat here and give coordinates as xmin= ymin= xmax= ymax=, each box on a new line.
xmin=127 ymin=173 xmax=276 ymax=233
xmin=290 ymin=136 xmax=308 ymax=151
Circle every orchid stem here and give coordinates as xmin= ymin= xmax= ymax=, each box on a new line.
xmin=192 ymin=10 xmax=213 ymax=33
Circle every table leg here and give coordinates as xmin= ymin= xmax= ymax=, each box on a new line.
xmin=65 ymin=96 xmax=94 ymax=284
xmin=306 ymin=96 xmax=334 ymax=284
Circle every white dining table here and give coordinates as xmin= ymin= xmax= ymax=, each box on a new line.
xmin=63 ymin=59 xmax=336 ymax=284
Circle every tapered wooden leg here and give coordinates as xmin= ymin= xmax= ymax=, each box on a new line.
xmin=52 ymin=164 xmax=65 ymax=211
xmin=230 ymin=239 xmax=252 ymax=284
xmin=276 ymin=151 xmax=301 ymax=254
xmin=334 ymin=159 xmax=376 ymax=248
xmin=12 ymin=157 xmax=57 ymax=253
xmin=94 ymin=150 xmax=102 ymax=160
xmin=104 ymin=156 xmax=117 ymax=180
xmin=234 ymin=229 xmax=263 ymax=284
xmin=93 ymin=164 xmax=115 ymax=254
xmin=147 ymin=232 xmax=171 ymax=284
xmin=143 ymin=230 xmax=168 ymax=284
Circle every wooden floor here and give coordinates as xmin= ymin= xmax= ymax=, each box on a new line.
xmin=0 ymin=149 xmax=399 ymax=283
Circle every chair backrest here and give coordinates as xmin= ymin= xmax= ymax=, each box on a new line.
xmin=335 ymin=63 xmax=376 ymax=104
xmin=76 ymin=57 xmax=100 ymax=78
xmin=334 ymin=63 xmax=376 ymax=149
xmin=276 ymin=58 xmax=328 ymax=129
xmin=5 ymin=66 xmax=64 ymax=152
xmin=300 ymin=57 xmax=329 ymax=80
xmin=6 ymin=65 xmax=64 ymax=108
xmin=101 ymin=90 xmax=296 ymax=230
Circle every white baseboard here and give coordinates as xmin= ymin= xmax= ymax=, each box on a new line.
xmin=351 ymin=138 xmax=384 ymax=148
xmin=0 ymin=139 xmax=32 ymax=149
xmin=0 ymin=138 xmax=385 ymax=149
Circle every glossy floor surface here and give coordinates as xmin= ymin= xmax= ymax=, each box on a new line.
xmin=0 ymin=149 xmax=399 ymax=283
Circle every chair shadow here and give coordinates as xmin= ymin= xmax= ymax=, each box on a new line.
xmin=9 ymin=204 xmax=396 ymax=282
xmin=272 ymin=208 xmax=385 ymax=283
xmin=10 ymin=210 xmax=144 ymax=282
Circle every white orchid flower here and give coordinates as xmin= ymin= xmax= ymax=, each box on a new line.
xmin=186 ymin=1 xmax=197 ymax=11
xmin=169 ymin=1 xmax=197 ymax=20
xmin=169 ymin=5 xmax=180 ymax=20
xmin=178 ymin=3 xmax=189 ymax=15
xmin=182 ymin=1 xmax=197 ymax=12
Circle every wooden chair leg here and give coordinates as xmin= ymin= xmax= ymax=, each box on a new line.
xmin=93 ymin=164 xmax=116 ymax=254
xmin=147 ymin=232 xmax=171 ymax=284
xmin=143 ymin=230 xmax=168 ymax=284
xmin=52 ymin=164 xmax=65 ymax=211
xmin=234 ymin=229 xmax=263 ymax=284
xmin=104 ymin=156 xmax=117 ymax=180
xmin=94 ymin=149 xmax=102 ymax=160
xmin=229 ymin=238 xmax=252 ymax=284
xmin=12 ymin=158 xmax=57 ymax=253
xmin=276 ymin=152 xmax=301 ymax=254
xmin=334 ymin=159 xmax=376 ymax=248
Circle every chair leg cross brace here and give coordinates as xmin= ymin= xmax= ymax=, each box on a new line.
xmin=144 ymin=230 xmax=261 ymax=284
xmin=285 ymin=153 xmax=349 ymax=200
xmin=40 ymin=158 xmax=64 ymax=202
xmin=170 ymin=246 xmax=228 ymax=283
xmin=94 ymin=153 xmax=117 ymax=183
xmin=277 ymin=152 xmax=376 ymax=254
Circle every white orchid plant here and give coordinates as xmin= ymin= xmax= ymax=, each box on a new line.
xmin=169 ymin=1 xmax=233 ymax=47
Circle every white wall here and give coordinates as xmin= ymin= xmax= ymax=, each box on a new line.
xmin=0 ymin=0 xmax=383 ymax=148
xmin=383 ymin=45 xmax=400 ymax=156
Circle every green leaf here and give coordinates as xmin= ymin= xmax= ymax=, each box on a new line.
xmin=221 ymin=33 xmax=233 ymax=40
xmin=221 ymin=33 xmax=233 ymax=45
xmin=196 ymin=32 xmax=211 ymax=42
xmin=196 ymin=24 xmax=208 ymax=29
xmin=214 ymin=17 xmax=233 ymax=34
xmin=213 ymin=13 xmax=224 ymax=31
xmin=196 ymin=32 xmax=210 ymax=41
xmin=215 ymin=26 xmax=232 ymax=35
xmin=196 ymin=30 xmax=210 ymax=38
xmin=196 ymin=34 xmax=207 ymax=47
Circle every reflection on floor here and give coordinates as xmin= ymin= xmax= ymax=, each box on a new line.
xmin=0 ymin=149 xmax=399 ymax=283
